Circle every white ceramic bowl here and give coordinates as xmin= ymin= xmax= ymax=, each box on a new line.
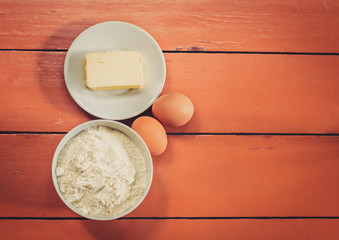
xmin=52 ymin=120 xmax=153 ymax=220
xmin=64 ymin=21 xmax=166 ymax=120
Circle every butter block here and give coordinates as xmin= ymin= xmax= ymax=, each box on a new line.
xmin=84 ymin=51 xmax=144 ymax=90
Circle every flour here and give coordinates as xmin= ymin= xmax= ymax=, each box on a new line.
xmin=56 ymin=126 xmax=146 ymax=217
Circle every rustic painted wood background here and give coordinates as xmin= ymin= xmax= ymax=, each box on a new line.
xmin=0 ymin=0 xmax=338 ymax=239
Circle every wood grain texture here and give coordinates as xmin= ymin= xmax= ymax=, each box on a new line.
xmin=0 ymin=134 xmax=338 ymax=217
xmin=0 ymin=0 xmax=339 ymax=52
xmin=1 ymin=51 xmax=338 ymax=133
xmin=0 ymin=219 xmax=339 ymax=240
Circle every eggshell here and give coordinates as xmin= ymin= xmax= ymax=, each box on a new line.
xmin=132 ymin=116 xmax=167 ymax=156
xmin=152 ymin=92 xmax=194 ymax=127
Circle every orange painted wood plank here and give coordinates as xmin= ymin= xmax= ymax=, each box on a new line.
xmin=0 ymin=134 xmax=338 ymax=217
xmin=0 ymin=0 xmax=339 ymax=52
xmin=0 ymin=219 xmax=338 ymax=240
xmin=1 ymin=51 xmax=339 ymax=133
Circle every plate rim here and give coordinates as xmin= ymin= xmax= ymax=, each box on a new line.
xmin=63 ymin=21 xmax=166 ymax=120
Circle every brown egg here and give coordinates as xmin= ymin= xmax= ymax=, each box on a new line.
xmin=131 ymin=116 xmax=167 ymax=156
xmin=152 ymin=92 xmax=194 ymax=127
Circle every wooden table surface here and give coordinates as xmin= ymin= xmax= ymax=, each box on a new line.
xmin=1 ymin=0 xmax=339 ymax=239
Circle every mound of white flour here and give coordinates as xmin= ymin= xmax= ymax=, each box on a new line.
xmin=56 ymin=126 xmax=146 ymax=217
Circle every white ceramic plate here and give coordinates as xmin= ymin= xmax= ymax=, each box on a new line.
xmin=52 ymin=120 xmax=153 ymax=220
xmin=64 ymin=21 xmax=166 ymax=120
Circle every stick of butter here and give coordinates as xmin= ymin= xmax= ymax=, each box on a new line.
xmin=84 ymin=51 xmax=144 ymax=90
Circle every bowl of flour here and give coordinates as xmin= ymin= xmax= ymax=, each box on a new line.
xmin=52 ymin=120 xmax=153 ymax=220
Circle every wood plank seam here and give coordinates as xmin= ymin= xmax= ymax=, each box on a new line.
xmin=1 ymin=132 xmax=339 ymax=136
xmin=1 ymin=217 xmax=339 ymax=220
xmin=1 ymin=49 xmax=339 ymax=56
